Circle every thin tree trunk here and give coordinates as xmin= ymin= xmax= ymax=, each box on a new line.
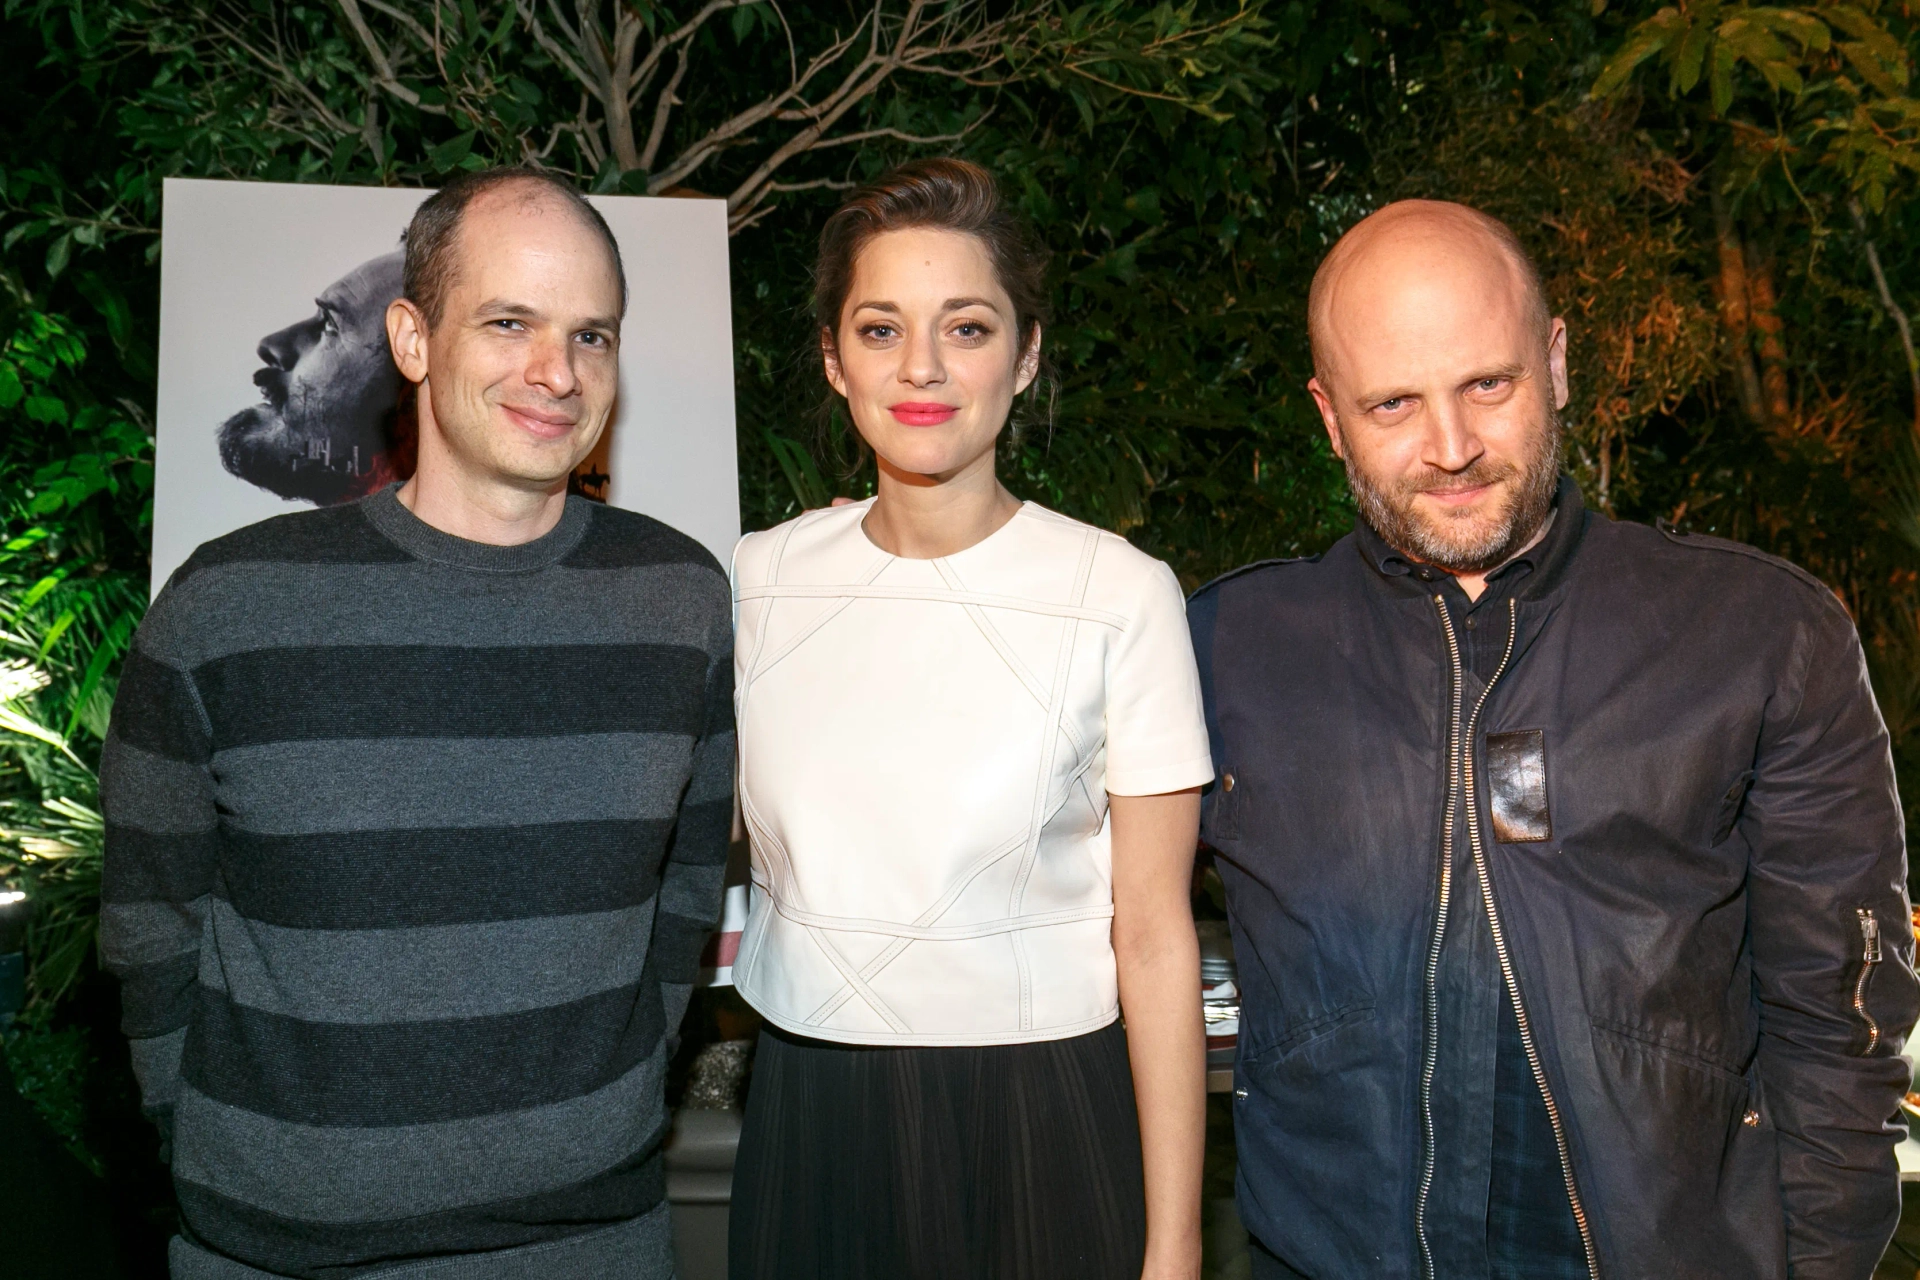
xmin=1851 ymin=200 xmax=1920 ymax=440
xmin=1746 ymin=245 xmax=1791 ymax=427
xmin=1711 ymin=183 xmax=1767 ymax=425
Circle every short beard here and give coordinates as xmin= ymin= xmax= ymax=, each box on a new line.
xmin=1342 ymin=409 xmax=1563 ymax=575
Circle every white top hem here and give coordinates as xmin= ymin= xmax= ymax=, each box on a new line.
xmin=737 ymin=986 xmax=1123 ymax=1047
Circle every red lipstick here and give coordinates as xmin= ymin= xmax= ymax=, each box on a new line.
xmin=889 ymin=402 xmax=958 ymax=426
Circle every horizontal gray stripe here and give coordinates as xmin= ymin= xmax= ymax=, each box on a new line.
xmin=168 ymin=1204 xmax=671 ymax=1280
xmin=172 ymin=1045 xmax=666 ymax=1223
xmin=101 ymin=739 xmax=216 ymax=833
xmin=660 ymin=861 xmax=725 ymax=922
xmin=376 ymin=1205 xmax=670 ymax=1279
xmin=685 ymin=730 xmax=736 ymax=806
xmin=129 ymin=1028 xmax=188 ymax=1109
xmin=100 ymin=898 xmax=209 ymax=967
xmin=212 ymin=733 xmax=693 ymax=835
xmin=147 ymin=560 xmax=726 ymax=667
xmin=199 ymin=898 xmax=656 ymax=1024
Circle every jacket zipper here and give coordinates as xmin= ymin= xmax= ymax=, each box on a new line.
xmin=1423 ymin=596 xmax=1600 ymax=1280
xmin=1855 ymin=908 xmax=1882 ymax=1055
xmin=1414 ymin=594 xmax=1469 ymax=1280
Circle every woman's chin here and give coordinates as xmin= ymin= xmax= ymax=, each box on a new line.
xmin=870 ymin=438 xmax=993 ymax=483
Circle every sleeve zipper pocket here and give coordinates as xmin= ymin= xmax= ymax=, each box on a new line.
xmin=1854 ymin=908 xmax=1882 ymax=1056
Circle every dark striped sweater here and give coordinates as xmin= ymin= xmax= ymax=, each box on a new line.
xmin=100 ymin=487 xmax=733 ymax=1279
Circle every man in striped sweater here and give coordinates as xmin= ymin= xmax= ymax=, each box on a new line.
xmin=101 ymin=168 xmax=733 ymax=1278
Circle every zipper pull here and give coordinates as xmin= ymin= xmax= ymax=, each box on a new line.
xmin=1859 ymin=909 xmax=1882 ymax=964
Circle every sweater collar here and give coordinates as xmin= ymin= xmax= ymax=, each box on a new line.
xmin=359 ymin=483 xmax=594 ymax=572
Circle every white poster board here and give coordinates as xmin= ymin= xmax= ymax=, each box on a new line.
xmin=151 ymin=178 xmax=739 ymax=595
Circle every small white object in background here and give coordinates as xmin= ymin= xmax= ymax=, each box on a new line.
xmin=1203 ymin=976 xmax=1240 ymax=1042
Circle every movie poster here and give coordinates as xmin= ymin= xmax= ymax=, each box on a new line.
xmin=151 ymin=177 xmax=739 ymax=594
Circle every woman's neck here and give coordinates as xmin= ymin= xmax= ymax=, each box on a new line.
xmin=862 ymin=450 xmax=1022 ymax=560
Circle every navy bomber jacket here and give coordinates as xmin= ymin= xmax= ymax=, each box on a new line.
xmin=1188 ymin=478 xmax=1919 ymax=1279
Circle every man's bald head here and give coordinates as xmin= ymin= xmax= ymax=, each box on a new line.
xmin=1302 ymin=198 xmax=1569 ymax=580
xmin=1308 ymin=200 xmax=1549 ymax=390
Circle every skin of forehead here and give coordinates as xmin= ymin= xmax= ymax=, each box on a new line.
xmin=445 ymin=181 xmax=617 ymax=304
xmin=1310 ymin=201 xmax=1542 ymax=393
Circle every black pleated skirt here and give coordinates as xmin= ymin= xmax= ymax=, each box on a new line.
xmin=728 ymin=1019 xmax=1147 ymax=1280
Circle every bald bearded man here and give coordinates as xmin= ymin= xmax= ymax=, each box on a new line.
xmin=1188 ymin=200 xmax=1919 ymax=1280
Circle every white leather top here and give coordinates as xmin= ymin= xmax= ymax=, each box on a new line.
xmin=730 ymin=499 xmax=1212 ymax=1045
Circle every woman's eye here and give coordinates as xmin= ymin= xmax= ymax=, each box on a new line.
xmin=860 ymin=324 xmax=897 ymax=341
xmin=953 ymin=322 xmax=986 ymax=340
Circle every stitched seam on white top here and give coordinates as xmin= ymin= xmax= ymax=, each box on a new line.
xmin=935 ymin=559 xmax=1090 ymax=761
xmin=788 ymin=716 xmax=1105 ymax=1029
xmin=803 ymin=924 xmax=911 ymax=1034
xmin=803 ymin=825 xmax=1029 ymax=1025
xmin=742 ymin=554 xmax=890 ymax=686
xmin=736 ymin=584 xmax=1126 ymax=628
xmin=739 ymin=510 xmax=1125 ymax=1039
xmin=1009 ymin=528 xmax=1098 ymax=1030
xmin=777 ymin=900 xmax=1114 ymax=940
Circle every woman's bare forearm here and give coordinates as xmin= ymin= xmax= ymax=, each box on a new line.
xmin=1110 ymin=788 xmax=1206 ymax=1280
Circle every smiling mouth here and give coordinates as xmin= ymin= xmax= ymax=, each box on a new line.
xmin=889 ymin=402 xmax=959 ymax=426
xmin=502 ymin=405 xmax=578 ymax=439
xmin=1420 ymin=482 xmax=1496 ymax=506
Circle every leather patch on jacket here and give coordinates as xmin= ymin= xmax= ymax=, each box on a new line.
xmin=1486 ymin=729 xmax=1551 ymax=843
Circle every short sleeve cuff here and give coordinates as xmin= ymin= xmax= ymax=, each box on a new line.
xmin=1105 ymin=753 xmax=1215 ymax=797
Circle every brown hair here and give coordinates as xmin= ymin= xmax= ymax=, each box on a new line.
xmin=814 ymin=158 xmax=1052 ymax=406
xmin=403 ymin=166 xmax=627 ymax=327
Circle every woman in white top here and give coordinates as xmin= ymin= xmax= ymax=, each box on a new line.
xmin=728 ymin=159 xmax=1213 ymax=1280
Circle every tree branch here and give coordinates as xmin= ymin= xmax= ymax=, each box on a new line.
xmin=356 ymin=0 xmax=433 ymax=49
xmin=803 ymin=120 xmax=979 ymax=151
xmin=1853 ymin=199 xmax=1920 ymax=438
xmin=333 ymin=0 xmax=439 ymax=111
xmin=640 ymin=34 xmax=698 ymax=172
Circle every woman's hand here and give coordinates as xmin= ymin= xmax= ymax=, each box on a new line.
xmin=1110 ymin=787 xmax=1206 ymax=1280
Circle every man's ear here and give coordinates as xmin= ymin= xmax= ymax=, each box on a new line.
xmin=386 ymin=298 xmax=431 ymax=384
xmin=1307 ymin=376 xmax=1346 ymax=459
xmin=1546 ymin=317 xmax=1570 ymax=411
xmin=820 ymin=327 xmax=849 ymax=399
xmin=1014 ymin=323 xmax=1043 ymax=395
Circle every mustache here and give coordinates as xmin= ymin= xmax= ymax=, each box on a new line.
xmin=1395 ymin=456 xmax=1520 ymax=499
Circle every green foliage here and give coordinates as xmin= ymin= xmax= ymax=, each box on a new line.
xmin=3 ymin=1000 xmax=99 ymax=1173
xmin=1593 ymin=1 xmax=1920 ymax=211
xmin=0 ymin=298 xmax=149 ymax=1013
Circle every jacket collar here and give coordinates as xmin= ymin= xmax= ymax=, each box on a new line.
xmin=1352 ymin=475 xmax=1587 ymax=601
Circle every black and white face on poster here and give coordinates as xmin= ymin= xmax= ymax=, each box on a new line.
xmin=151 ymin=178 xmax=739 ymax=594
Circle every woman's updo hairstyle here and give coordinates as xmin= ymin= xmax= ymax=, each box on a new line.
xmin=814 ymin=158 xmax=1052 ymax=400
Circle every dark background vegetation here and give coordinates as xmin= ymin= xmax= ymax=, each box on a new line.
xmin=3 ymin=0 xmax=1920 ymax=1272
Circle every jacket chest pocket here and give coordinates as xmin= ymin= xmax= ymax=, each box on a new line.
xmin=1485 ymin=729 xmax=1551 ymax=843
